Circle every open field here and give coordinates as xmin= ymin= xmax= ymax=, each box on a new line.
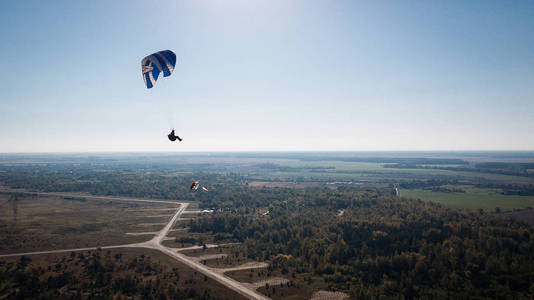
xmin=0 ymin=193 xmax=175 ymax=253
xmin=265 ymin=160 xmax=534 ymax=184
xmin=0 ymin=191 xmax=272 ymax=300
xmin=401 ymin=187 xmax=534 ymax=211
xmin=501 ymin=209 xmax=534 ymax=225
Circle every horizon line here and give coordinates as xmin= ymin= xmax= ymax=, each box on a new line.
xmin=2 ymin=150 xmax=534 ymax=155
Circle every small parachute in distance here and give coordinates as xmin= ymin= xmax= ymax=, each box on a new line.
xmin=141 ymin=50 xmax=177 ymax=89
xmin=201 ymin=187 xmax=209 ymax=192
xmin=190 ymin=181 xmax=199 ymax=190
xmin=393 ymin=183 xmax=400 ymax=197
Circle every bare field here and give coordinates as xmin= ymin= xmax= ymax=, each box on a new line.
xmin=501 ymin=209 xmax=534 ymax=225
xmin=0 ymin=193 xmax=176 ymax=254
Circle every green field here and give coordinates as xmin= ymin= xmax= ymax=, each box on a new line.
xmin=257 ymin=160 xmax=534 ymax=212
xmin=265 ymin=160 xmax=534 ymax=184
xmin=401 ymin=187 xmax=534 ymax=211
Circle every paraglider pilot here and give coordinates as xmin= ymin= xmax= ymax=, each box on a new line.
xmin=168 ymin=129 xmax=182 ymax=142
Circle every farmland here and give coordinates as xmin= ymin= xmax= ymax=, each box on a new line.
xmin=400 ymin=187 xmax=534 ymax=211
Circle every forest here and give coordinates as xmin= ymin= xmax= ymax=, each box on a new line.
xmin=0 ymin=250 xmax=237 ymax=300
xmin=188 ymin=188 xmax=534 ymax=299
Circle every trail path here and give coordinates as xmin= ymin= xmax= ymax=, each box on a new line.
xmin=310 ymin=291 xmax=349 ymax=300
xmin=175 ymin=243 xmax=239 ymax=252
xmin=125 ymin=232 xmax=159 ymax=236
xmin=144 ymin=214 xmax=174 ymax=218
xmin=0 ymin=189 xmax=179 ymax=205
xmin=214 ymin=262 xmax=269 ymax=274
xmin=137 ymin=223 xmax=167 ymax=226
xmin=192 ymin=253 xmax=227 ymax=262
xmin=0 ymin=244 xmax=134 ymax=258
xmin=244 ymin=277 xmax=289 ymax=290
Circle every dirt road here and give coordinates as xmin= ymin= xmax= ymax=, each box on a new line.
xmin=0 ymin=190 xmax=270 ymax=300
xmin=0 ymin=244 xmax=133 ymax=258
xmin=0 ymin=189 xmax=180 ymax=205
xmin=135 ymin=202 xmax=269 ymax=300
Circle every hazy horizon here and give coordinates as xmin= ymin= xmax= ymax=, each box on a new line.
xmin=2 ymin=150 xmax=534 ymax=154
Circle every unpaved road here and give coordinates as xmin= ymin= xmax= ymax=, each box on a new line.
xmin=175 ymin=243 xmax=239 ymax=252
xmin=0 ymin=189 xmax=180 ymax=205
xmin=135 ymin=202 xmax=269 ymax=300
xmin=152 ymin=246 xmax=269 ymax=300
xmin=244 ymin=277 xmax=289 ymax=290
xmin=0 ymin=190 xmax=270 ymax=300
xmin=0 ymin=244 xmax=135 ymax=258
xmin=192 ymin=254 xmax=228 ymax=262
xmin=215 ymin=262 xmax=269 ymax=274
xmin=310 ymin=291 xmax=349 ymax=300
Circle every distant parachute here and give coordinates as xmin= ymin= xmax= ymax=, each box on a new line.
xmin=190 ymin=181 xmax=199 ymax=190
xmin=141 ymin=50 xmax=177 ymax=89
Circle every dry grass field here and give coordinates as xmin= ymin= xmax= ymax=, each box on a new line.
xmin=0 ymin=192 xmax=177 ymax=254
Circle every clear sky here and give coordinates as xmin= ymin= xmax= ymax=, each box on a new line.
xmin=1 ymin=0 xmax=533 ymax=152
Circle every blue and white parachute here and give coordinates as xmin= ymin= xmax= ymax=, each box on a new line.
xmin=141 ymin=50 xmax=177 ymax=89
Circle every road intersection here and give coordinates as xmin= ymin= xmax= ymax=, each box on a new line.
xmin=0 ymin=191 xmax=271 ymax=300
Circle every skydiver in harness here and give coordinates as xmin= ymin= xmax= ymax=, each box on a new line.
xmin=168 ymin=129 xmax=182 ymax=142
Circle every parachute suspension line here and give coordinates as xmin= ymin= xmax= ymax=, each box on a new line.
xmin=153 ymin=101 xmax=176 ymax=133
xmin=167 ymin=111 xmax=175 ymax=132
xmin=141 ymin=50 xmax=181 ymax=142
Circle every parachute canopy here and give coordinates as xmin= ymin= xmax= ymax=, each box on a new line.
xmin=190 ymin=181 xmax=199 ymax=190
xmin=141 ymin=50 xmax=177 ymax=89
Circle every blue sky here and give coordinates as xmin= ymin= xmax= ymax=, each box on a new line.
xmin=1 ymin=0 xmax=533 ymax=152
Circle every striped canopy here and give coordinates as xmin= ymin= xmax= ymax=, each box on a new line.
xmin=141 ymin=50 xmax=177 ymax=89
